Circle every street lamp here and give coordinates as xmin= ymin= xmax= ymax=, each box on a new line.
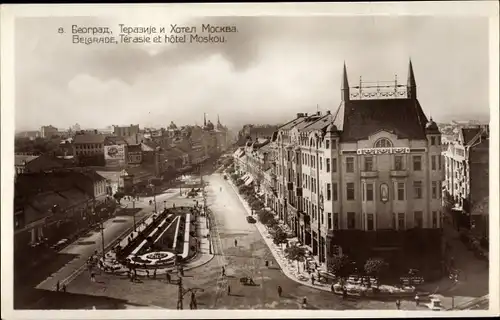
xmin=132 ymin=198 xmax=136 ymax=232
xmin=149 ymin=183 xmax=157 ymax=213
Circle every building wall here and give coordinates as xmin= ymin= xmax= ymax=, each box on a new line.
xmin=41 ymin=126 xmax=59 ymax=138
xmin=74 ymin=143 xmax=104 ymax=156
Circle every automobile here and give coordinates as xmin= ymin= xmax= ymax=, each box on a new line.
xmin=425 ymin=296 xmax=444 ymax=311
xmin=246 ymin=216 xmax=256 ymax=224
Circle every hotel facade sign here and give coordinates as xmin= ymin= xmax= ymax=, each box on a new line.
xmin=357 ymin=147 xmax=410 ymax=155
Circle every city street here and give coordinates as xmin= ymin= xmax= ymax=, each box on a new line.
xmin=10 ymin=187 xmax=185 ymax=309
xmin=61 ymin=173 xmax=426 ymax=310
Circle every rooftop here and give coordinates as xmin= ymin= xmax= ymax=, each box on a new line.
xmin=73 ymin=134 xmax=106 ymax=144
xmin=334 ymin=98 xmax=428 ymax=142
xmin=15 ymin=155 xmax=39 ymax=166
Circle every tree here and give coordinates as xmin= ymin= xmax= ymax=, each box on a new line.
xmin=272 ymin=227 xmax=288 ymax=248
xmin=113 ymin=191 xmax=125 ymax=204
xmin=364 ymin=257 xmax=388 ymax=284
xmin=258 ymin=210 xmax=275 ymax=225
xmin=327 ymin=255 xmax=352 ymax=279
xmin=284 ymin=244 xmax=306 ymax=272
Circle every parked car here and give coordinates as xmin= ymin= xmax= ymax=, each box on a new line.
xmin=246 ymin=216 xmax=256 ymax=224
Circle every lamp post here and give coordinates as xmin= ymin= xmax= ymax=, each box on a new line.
xmin=132 ymin=199 xmax=136 ymax=232
xmin=149 ymin=183 xmax=157 ymax=213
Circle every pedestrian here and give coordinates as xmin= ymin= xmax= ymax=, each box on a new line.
xmin=302 ymin=297 xmax=307 ymax=305
xmin=166 ymin=272 xmax=171 ymax=283
xmin=277 ymin=285 xmax=282 ymax=297
xmin=180 ymin=267 xmax=184 ymax=277
xmin=331 ymin=283 xmax=335 ymax=293
xmin=415 ymin=294 xmax=420 ymax=306
xmin=62 ymin=284 xmax=67 ymax=292
xmin=227 ymin=285 xmax=231 ymax=296
xmin=128 ymin=270 xmax=133 ymax=282
xmin=56 ymin=281 xmax=60 ymax=292
xmin=222 ymin=266 xmax=226 ymax=276
xmin=234 ymin=239 xmax=238 ymax=247
xmin=342 ymin=287 xmax=347 ymax=300
xmin=311 ymin=275 xmax=315 ymax=285
xmin=396 ymin=299 xmax=401 ymax=310
xmin=153 ymin=268 xmax=157 ymax=279
xmin=90 ymin=272 xmax=96 ymax=282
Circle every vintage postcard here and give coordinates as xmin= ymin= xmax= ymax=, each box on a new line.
xmin=1 ymin=2 xmax=499 ymax=319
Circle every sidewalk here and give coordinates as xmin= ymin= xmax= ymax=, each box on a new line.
xmin=36 ymin=188 xmax=182 ymax=291
xmin=225 ymin=178 xmax=332 ymax=292
xmin=225 ymin=177 xmax=433 ymax=299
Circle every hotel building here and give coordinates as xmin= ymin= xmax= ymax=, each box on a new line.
xmin=271 ymin=61 xmax=445 ymax=275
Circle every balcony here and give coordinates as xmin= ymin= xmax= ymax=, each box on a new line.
xmin=360 ymin=171 xmax=378 ymax=178
xmin=390 ymin=170 xmax=409 ymax=178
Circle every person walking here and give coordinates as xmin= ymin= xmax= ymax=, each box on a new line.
xmin=396 ymin=299 xmax=401 ymax=310
xmin=153 ymin=267 xmax=157 ymax=279
xmin=277 ymin=285 xmax=283 ymax=297
xmin=222 ymin=266 xmax=226 ymax=277
xmin=166 ymin=272 xmax=171 ymax=284
xmin=56 ymin=281 xmax=60 ymax=292
xmin=227 ymin=285 xmax=231 ymax=296
xmin=62 ymin=284 xmax=67 ymax=293
xmin=90 ymin=272 xmax=96 ymax=282
xmin=311 ymin=274 xmax=315 ymax=285
xmin=234 ymin=239 xmax=238 ymax=247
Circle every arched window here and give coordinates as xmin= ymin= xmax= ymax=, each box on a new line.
xmin=374 ymin=138 xmax=393 ymax=148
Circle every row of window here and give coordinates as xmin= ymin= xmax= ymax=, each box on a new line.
xmin=282 ymin=154 xmax=442 ymax=173
xmin=325 ymin=211 xmax=441 ymax=231
xmin=75 ymin=144 xmax=104 ymax=150
xmin=322 ymin=180 xmax=442 ymax=202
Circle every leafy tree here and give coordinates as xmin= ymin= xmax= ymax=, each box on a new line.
xmin=272 ymin=227 xmax=288 ymax=248
xmin=284 ymin=243 xmax=307 ymax=272
xmin=266 ymin=218 xmax=279 ymax=229
xmin=364 ymin=257 xmax=388 ymax=284
xmin=258 ymin=210 xmax=275 ymax=225
xmin=113 ymin=191 xmax=125 ymax=204
xmin=327 ymin=254 xmax=353 ymax=279
xmin=235 ymin=179 xmax=244 ymax=186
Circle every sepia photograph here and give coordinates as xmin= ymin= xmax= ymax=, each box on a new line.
xmin=1 ymin=2 xmax=498 ymax=319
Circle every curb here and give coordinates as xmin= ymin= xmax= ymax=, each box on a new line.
xmin=226 ymin=178 xmax=426 ymax=299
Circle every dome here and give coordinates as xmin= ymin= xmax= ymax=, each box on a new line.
xmin=327 ymin=123 xmax=338 ymax=132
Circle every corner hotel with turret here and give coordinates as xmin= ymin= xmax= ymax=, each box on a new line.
xmin=268 ymin=60 xmax=445 ymax=276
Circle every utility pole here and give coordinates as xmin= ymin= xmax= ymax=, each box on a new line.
xmin=177 ymin=276 xmax=183 ymax=310
xmin=132 ymin=199 xmax=136 ymax=232
xmin=100 ymin=210 xmax=105 ymax=261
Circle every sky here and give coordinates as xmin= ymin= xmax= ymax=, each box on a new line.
xmin=15 ymin=15 xmax=490 ymax=132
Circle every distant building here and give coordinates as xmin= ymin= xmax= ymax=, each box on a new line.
xmin=237 ymin=124 xmax=278 ymax=146
xmin=40 ymin=125 xmax=59 ymax=138
xmin=443 ymin=125 xmax=489 ymax=238
xmin=113 ymin=124 xmax=140 ymax=137
xmin=16 ymin=131 xmax=41 ymax=140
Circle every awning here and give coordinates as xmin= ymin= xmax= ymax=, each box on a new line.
xmin=242 ymin=174 xmax=250 ymax=181
xmin=244 ymin=176 xmax=254 ymax=186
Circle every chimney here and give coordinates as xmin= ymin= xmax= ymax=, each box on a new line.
xmin=94 ymin=129 xmax=98 ymax=134
xmin=326 ymin=110 xmax=331 ymax=115
xmin=305 ymin=113 xmax=308 ymax=117
xmin=316 ymin=111 xmax=321 ymax=116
